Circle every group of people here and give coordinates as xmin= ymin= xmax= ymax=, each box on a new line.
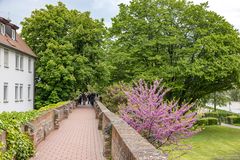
xmin=78 ymin=93 xmax=97 ymax=106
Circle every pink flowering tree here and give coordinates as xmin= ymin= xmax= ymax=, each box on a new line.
xmin=120 ymin=79 xmax=198 ymax=147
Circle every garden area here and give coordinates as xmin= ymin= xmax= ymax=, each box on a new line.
xmin=168 ymin=126 xmax=240 ymax=160
xmin=102 ymin=81 xmax=240 ymax=160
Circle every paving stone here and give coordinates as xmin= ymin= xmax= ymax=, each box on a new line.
xmin=31 ymin=105 xmax=104 ymax=160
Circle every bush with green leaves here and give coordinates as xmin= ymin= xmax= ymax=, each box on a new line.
xmin=225 ymin=116 xmax=240 ymax=124
xmin=102 ymin=82 xmax=129 ymax=113
xmin=204 ymin=112 xmax=219 ymax=118
xmin=0 ymin=101 xmax=68 ymax=160
xmin=204 ymin=111 xmax=235 ymax=118
xmin=197 ymin=117 xmax=218 ymax=126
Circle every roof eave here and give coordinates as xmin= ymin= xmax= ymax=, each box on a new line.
xmin=0 ymin=41 xmax=37 ymax=58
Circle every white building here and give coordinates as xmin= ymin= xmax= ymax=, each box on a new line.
xmin=0 ymin=17 xmax=36 ymax=112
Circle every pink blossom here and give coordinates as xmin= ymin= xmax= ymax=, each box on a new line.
xmin=120 ymin=79 xmax=198 ymax=146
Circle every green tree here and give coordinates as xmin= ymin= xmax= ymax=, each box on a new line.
xmin=206 ymin=92 xmax=231 ymax=111
xmin=21 ymin=2 xmax=109 ymax=107
xmin=109 ymin=0 xmax=240 ymax=103
xmin=228 ymin=88 xmax=240 ymax=101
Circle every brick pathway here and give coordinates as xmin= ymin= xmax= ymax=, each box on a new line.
xmin=31 ymin=106 xmax=104 ymax=160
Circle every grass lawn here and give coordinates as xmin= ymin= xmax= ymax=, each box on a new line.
xmin=166 ymin=126 xmax=240 ymax=160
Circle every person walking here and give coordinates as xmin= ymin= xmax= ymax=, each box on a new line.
xmin=90 ymin=93 xmax=96 ymax=106
xmin=78 ymin=94 xmax=82 ymax=106
xmin=82 ymin=93 xmax=87 ymax=105
xmin=87 ymin=93 xmax=91 ymax=104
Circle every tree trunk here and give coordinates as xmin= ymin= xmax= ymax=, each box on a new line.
xmin=213 ymin=92 xmax=217 ymax=111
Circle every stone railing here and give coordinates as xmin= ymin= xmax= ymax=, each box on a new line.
xmin=94 ymin=101 xmax=167 ymax=160
xmin=24 ymin=101 xmax=76 ymax=146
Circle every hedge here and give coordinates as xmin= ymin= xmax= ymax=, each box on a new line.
xmin=225 ymin=116 xmax=240 ymax=124
xmin=204 ymin=111 xmax=235 ymax=119
xmin=0 ymin=101 xmax=68 ymax=160
xmin=197 ymin=117 xmax=218 ymax=126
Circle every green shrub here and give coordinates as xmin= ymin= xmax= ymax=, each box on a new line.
xmin=197 ymin=117 xmax=218 ymax=126
xmin=204 ymin=112 xmax=219 ymax=118
xmin=197 ymin=118 xmax=208 ymax=126
xmin=204 ymin=111 xmax=236 ymax=118
xmin=218 ymin=112 xmax=235 ymax=118
xmin=102 ymin=83 xmax=129 ymax=113
xmin=226 ymin=116 xmax=240 ymax=124
xmin=207 ymin=117 xmax=219 ymax=125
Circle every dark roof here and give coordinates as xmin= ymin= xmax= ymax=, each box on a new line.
xmin=0 ymin=17 xmax=36 ymax=58
xmin=0 ymin=17 xmax=9 ymax=24
xmin=0 ymin=17 xmax=19 ymax=30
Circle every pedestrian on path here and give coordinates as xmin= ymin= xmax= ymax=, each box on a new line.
xmin=78 ymin=94 xmax=82 ymax=106
xmin=82 ymin=93 xmax=87 ymax=105
xmin=90 ymin=93 xmax=96 ymax=106
xmin=87 ymin=93 xmax=91 ymax=104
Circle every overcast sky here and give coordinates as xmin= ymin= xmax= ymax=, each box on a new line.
xmin=0 ymin=0 xmax=239 ymax=31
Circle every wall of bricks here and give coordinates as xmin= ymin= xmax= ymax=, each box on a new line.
xmin=24 ymin=101 xmax=76 ymax=146
xmin=95 ymin=101 xmax=167 ymax=160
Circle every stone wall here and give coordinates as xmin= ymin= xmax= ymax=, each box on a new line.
xmin=0 ymin=131 xmax=6 ymax=152
xmin=95 ymin=101 xmax=167 ymax=160
xmin=24 ymin=101 xmax=76 ymax=146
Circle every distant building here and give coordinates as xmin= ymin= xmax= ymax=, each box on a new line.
xmin=0 ymin=17 xmax=37 ymax=112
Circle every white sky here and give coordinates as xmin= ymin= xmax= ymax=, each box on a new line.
xmin=0 ymin=0 xmax=239 ymax=30
xmin=192 ymin=0 xmax=240 ymax=30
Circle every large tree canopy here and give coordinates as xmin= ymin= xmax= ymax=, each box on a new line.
xmin=21 ymin=2 xmax=110 ymax=107
xmin=109 ymin=0 xmax=240 ymax=103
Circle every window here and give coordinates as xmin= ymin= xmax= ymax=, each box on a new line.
xmin=15 ymin=84 xmax=19 ymax=102
xmin=12 ymin=29 xmax=16 ymax=40
xmin=28 ymin=85 xmax=31 ymax=101
xmin=28 ymin=57 xmax=32 ymax=73
xmin=20 ymin=84 xmax=23 ymax=101
xmin=3 ymin=83 xmax=8 ymax=103
xmin=0 ymin=23 xmax=5 ymax=35
xmin=4 ymin=49 xmax=9 ymax=68
xmin=20 ymin=55 xmax=23 ymax=71
xmin=15 ymin=53 xmax=19 ymax=70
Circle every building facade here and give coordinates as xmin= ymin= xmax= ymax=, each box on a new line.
xmin=0 ymin=17 xmax=36 ymax=112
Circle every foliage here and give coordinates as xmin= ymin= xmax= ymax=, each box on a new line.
xmin=109 ymin=0 xmax=240 ymax=104
xmin=197 ymin=117 xmax=218 ymax=126
xmin=0 ymin=101 xmax=68 ymax=159
xmin=205 ymin=91 xmax=231 ymax=111
xmin=204 ymin=111 xmax=236 ymax=119
xmin=102 ymin=82 xmax=129 ymax=113
xmin=120 ymin=79 xmax=197 ymax=149
xmin=196 ymin=118 xmax=207 ymax=126
xmin=165 ymin=126 xmax=240 ymax=160
xmin=225 ymin=116 xmax=240 ymax=124
xmin=21 ymin=2 xmax=110 ymax=108
xmin=38 ymin=101 xmax=68 ymax=112
xmin=204 ymin=112 xmax=219 ymax=118
xmin=228 ymin=88 xmax=240 ymax=101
